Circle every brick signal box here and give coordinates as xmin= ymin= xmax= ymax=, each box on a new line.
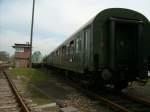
xmin=12 ymin=42 xmax=31 ymax=68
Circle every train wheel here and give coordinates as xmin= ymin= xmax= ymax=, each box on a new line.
xmin=101 ymin=69 xmax=112 ymax=81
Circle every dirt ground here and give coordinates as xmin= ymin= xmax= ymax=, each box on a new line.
xmin=123 ymin=85 xmax=150 ymax=100
xmin=9 ymin=68 xmax=113 ymax=112
xmin=9 ymin=68 xmax=150 ymax=112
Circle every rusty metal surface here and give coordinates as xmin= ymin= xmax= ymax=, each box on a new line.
xmin=63 ymin=79 xmax=130 ymax=112
xmin=0 ymin=65 xmax=30 ymax=112
xmin=3 ymin=70 xmax=30 ymax=112
xmin=63 ymin=77 xmax=150 ymax=112
xmin=123 ymin=92 xmax=150 ymax=107
xmin=0 ymin=71 xmax=20 ymax=112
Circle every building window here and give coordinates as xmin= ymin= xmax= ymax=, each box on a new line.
xmin=16 ymin=48 xmax=24 ymax=52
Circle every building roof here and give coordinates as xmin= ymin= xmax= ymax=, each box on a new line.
xmin=12 ymin=43 xmax=31 ymax=48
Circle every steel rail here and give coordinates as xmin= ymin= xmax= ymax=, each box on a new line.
xmin=66 ymin=78 xmax=150 ymax=112
xmin=89 ymin=91 xmax=131 ymax=112
xmin=123 ymin=93 xmax=150 ymax=107
xmin=63 ymin=79 xmax=131 ymax=112
xmin=3 ymin=70 xmax=30 ymax=112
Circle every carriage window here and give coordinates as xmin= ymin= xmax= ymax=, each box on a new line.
xmin=56 ymin=50 xmax=59 ymax=56
xmin=76 ymin=37 xmax=81 ymax=54
xmin=66 ymin=44 xmax=69 ymax=55
xmin=62 ymin=46 xmax=66 ymax=55
xmin=69 ymin=41 xmax=74 ymax=55
xmin=85 ymin=28 xmax=90 ymax=50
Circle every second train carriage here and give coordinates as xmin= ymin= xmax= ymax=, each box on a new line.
xmin=44 ymin=8 xmax=150 ymax=89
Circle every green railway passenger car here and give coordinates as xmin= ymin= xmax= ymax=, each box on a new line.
xmin=44 ymin=8 xmax=150 ymax=90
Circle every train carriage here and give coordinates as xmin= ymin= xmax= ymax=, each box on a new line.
xmin=44 ymin=8 xmax=150 ymax=90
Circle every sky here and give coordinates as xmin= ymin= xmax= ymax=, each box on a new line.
xmin=0 ymin=0 xmax=150 ymax=56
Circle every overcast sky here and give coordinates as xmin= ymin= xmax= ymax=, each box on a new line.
xmin=0 ymin=0 xmax=150 ymax=56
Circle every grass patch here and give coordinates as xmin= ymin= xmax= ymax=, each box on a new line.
xmin=10 ymin=68 xmax=49 ymax=84
xmin=9 ymin=68 xmax=52 ymax=105
xmin=28 ymin=85 xmax=52 ymax=105
xmin=147 ymin=79 xmax=150 ymax=85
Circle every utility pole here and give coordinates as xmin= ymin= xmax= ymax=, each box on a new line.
xmin=29 ymin=0 xmax=35 ymax=68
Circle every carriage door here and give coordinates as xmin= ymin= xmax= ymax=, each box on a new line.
xmin=110 ymin=18 xmax=143 ymax=72
xmin=84 ymin=27 xmax=91 ymax=69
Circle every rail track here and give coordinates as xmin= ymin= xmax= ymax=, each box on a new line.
xmin=99 ymin=91 xmax=150 ymax=112
xmin=60 ymin=75 xmax=150 ymax=112
xmin=0 ymin=67 xmax=30 ymax=112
